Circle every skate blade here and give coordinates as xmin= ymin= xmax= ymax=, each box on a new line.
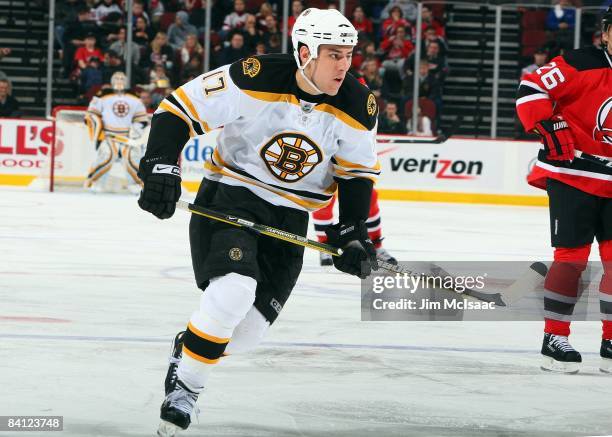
xmin=540 ymin=356 xmax=580 ymax=374
xmin=600 ymin=358 xmax=612 ymax=373
xmin=157 ymin=420 xmax=181 ymax=437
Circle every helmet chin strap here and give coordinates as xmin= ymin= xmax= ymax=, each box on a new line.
xmin=299 ymin=55 xmax=325 ymax=95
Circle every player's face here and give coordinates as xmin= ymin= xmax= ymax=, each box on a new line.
xmin=310 ymin=45 xmax=353 ymax=96
xmin=604 ymin=27 xmax=612 ymax=55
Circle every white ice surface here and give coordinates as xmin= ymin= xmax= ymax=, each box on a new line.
xmin=0 ymin=189 xmax=610 ymax=437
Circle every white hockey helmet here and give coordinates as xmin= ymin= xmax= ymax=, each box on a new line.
xmin=291 ymin=8 xmax=358 ymax=70
xmin=111 ymin=71 xmax=127 ymax=92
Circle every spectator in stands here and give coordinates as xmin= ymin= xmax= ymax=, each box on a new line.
xmin=546 ymin=0 xmax=576 ymax=53
xmin=422 ymin=25 xmax=448 ymax=56
xmin=55 ymin=0 xmax=82 ymax=52
xmin=242 ymin=14 xmax=262 ymax=52
xmin=267 ymin=33 xmax=282 ymax=53
xmin=380 ymin=0 xmax=418 ymax=23
xmin=256 ymin=2 xmax=275 ymax=32
xmin=419 ymin=5 xmax=445 ymax=38
xmin=140 ymin=32 xmax=175 ymax=73
xmin=132 ymin=0 xmax=150 ymax=27
xmin=381 ymin=25 xmax=414 ymax=76
xmin=222 ymin=0 xmax=248 ymax=39
xmin=102 ymin=50 xmax=126 ymax=84
xmin=139 ymin=89 xmax=155 ymax=110
xmin=149 ymin=64 xmax=171 ymax=90
xmin=110 ymin=27 xmax=141 ymax=66
xmin=402 ymin=60 xmax=442 ymax=126
xmin=255 ymin=41 xmax=267 ymax=55
xmin=218 ymin=31 xmax=249 ymax=65
xmin=351 ymin=5 xmax=374 ymax=39
xmin=133 ymin=16 xmax=155 ymax=46
xmin=547 ymin=0 xmax=576 ymax=31
xmin=423 ymin=40 xmax=448 ymax=82
xmin=181 ymin=55 xmax=203 ymax=83
xmin=79 ymin=56 xmax=103 ymax=95
xmin=148 ymin=0 xmax=165 ymax=26
xmin=378 ymin=101 xmax=407 ymax=134
xmin=262 ymin=14 xmax=282 ymax=51
xmin=520 ymin=47 xmax=548 ymax=79
xmin=406 ymin=105 xmax=433 ymax=136
xmin=178 ymin=33 xmax=204 ymax=75
xmin=168 ymin=11 xmax=198 ymax=50
xmin=361 ymin=57 xmax=383 ymax=98
xmin=73 ymin=33 xmax=104 ymax=77
xmin=92 ymin=0 xmax=123 ymax=26
xmin=182 ymin=0 xmax=204 ymax=29
xmin=0 ymin=78 xmax=20 ymax=117
xmin=287 ymin=0 xmax=304 ymax=34
xmin=62 ymin=6 xmax=98 ymax=77
xmin=382 ymin=6 xmax=411 ymax=39
xmin=0 ymin=48 xmax=11 ymax=82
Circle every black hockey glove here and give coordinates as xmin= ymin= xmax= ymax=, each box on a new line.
xmin=137 ymin=156 xmax=181 ymax=219
xmin=325 ymin=221 xmax=378 ymax=279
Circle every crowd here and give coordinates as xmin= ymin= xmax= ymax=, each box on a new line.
xmin=51 ymin=0 xmax=449 ymax=134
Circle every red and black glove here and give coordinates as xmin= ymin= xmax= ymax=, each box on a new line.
xmin=533 ymin=115 xmax=576 ymax=162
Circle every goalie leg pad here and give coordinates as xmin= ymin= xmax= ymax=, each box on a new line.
xmin=122 ymin=145 xmax=143 ymax=186
xmin=85 ymin=139 xmax=117 ymax=187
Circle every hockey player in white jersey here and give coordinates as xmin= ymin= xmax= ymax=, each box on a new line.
xmin=84 ymin=72 xmax=149 ymax=191
xmin=137 ymin=8 xmax=380 ymax=436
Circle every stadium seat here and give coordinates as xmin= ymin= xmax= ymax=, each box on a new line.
xmin=521 ymin=10 xmax=547 ymax=30
xmin=521 ymin=29 xmax=547 ymax=56
xmin=404 ymin=97 xmax=437 ymax=132
xmin=159 ymin=12 xmax=176 ymax=31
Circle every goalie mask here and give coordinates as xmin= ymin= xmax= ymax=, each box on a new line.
xmin=111 ymin=72 xmax=128 ymax=92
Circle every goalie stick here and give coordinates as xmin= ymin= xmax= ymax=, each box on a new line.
xmin=177 ymin=200 xmax=503 ymax=305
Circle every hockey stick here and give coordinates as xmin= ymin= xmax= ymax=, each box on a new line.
xmin=177 ymin=200 xmax=342 ymax=256
xmin=177 ymin=200 xmax=503 ymax=304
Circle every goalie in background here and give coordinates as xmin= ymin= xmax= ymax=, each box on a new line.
xmin=84 ymin=71 xmax=149 ymax=192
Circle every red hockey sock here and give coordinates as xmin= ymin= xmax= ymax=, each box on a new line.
xmin=543 ymin=245 xmax=591 ymax=337
xmin=600 ymin=240 xmax=612 ymax=340
xmin=544 ymin=318 xmax=571 ymax=336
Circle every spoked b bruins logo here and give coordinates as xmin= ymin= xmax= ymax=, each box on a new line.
xmin=242 ymin=57 xmax=261 ymax=78
xmin=366 ymin=93 xmax=377 ymax=116
xmin=260 ymin=133 xmax=322 ymax=183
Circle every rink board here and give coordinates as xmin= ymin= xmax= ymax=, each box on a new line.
xmin=0 ymin=117 xmax=546 ymax=205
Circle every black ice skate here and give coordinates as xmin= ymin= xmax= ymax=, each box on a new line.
xmin=541 ymin=333 xmax=582 ymax=373
xmin=157 ymin=331 xmax=202 ymax=437
xmin=600 ymin=339 xmax=612 ymax=373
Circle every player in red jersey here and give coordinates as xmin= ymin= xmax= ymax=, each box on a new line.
xmin=516 ymin=7 xmax=612 ymax=373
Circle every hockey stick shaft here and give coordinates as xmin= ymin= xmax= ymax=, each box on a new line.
xmin=574 ymin=150 xmax=612 ymax=169
xmin=176 ymin=200 xmax=342 ymax=256
xmin=177 ymin=200 xmax=501 ymax=304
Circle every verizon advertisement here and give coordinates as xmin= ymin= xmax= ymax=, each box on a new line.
xmin=376 ymin=137 xmax=544 ymax=197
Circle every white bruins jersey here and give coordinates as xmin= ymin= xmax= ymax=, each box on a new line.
xmin=86 ymin=89 xmax=148 ymax=138
xmin=156 ymin=54 xmax=380 ymax=211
